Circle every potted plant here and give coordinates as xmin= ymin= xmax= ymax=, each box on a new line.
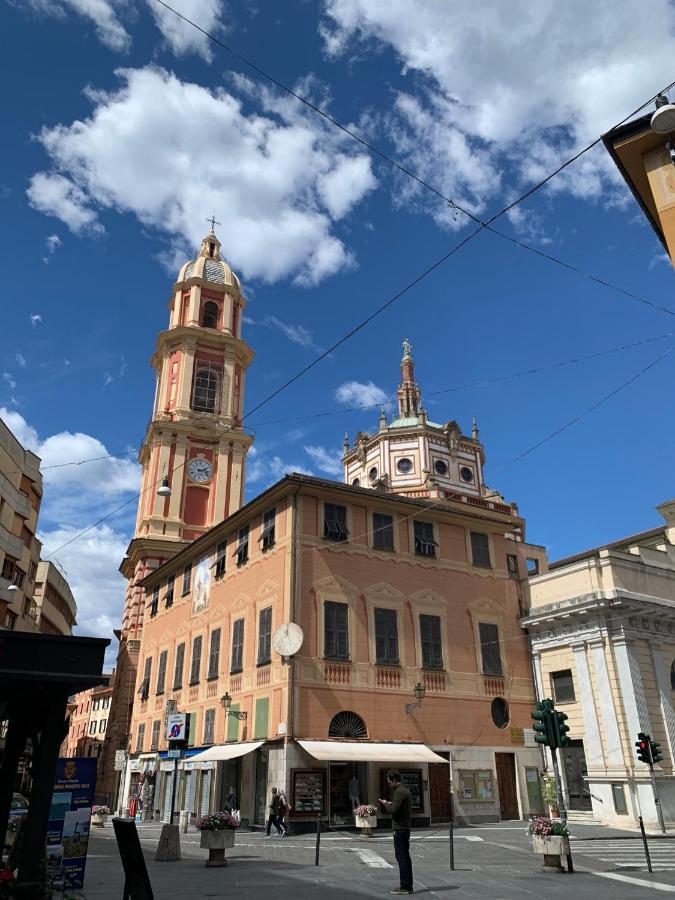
xmin=354 ymin=804 xmax=378 ymax=837
xmin=91 ymin=805 xmax=110 ymax=827
xmin=539 ymin=774 xmax=559 ymax=818
xmin=528 ymin=816 xmax=570 ymax=871
xmin=196 ymin=811 xmax=240 ymax=867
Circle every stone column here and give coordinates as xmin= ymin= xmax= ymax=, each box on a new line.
xmin=177 ymin=340 xmax=197 ymax=411
xmin=650 ymin=642 xmax=675 ymax=767
xmin=613 ymin=637 xmax=653 ymax=737
xmin=589 ymin=639 xmax=624 ymax=767
xmin=571 ymin=643 xmax=604 ymax=768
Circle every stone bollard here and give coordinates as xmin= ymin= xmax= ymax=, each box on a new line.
xmin=179 ymin=810 xmax=190 ymax=833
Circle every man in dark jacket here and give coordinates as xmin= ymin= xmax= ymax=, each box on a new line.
xmin=379 ymin=769 xmax=413 ymax=894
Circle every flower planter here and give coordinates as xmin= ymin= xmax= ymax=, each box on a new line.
xmin=200 ymin=828 xmax=235 ymax=867
xmin=91 ymin=813 xmax=108 ymax=828
xmin=532 ymin=834 xmax=569 ymax=872
xmin=355 ymin=814 xmax=377 ymax=837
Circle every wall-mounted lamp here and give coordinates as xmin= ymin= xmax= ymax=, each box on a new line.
xmin=220 ymin=692 xmax=248 ymax=720
xmin=405 ymin=681 xmax=426 ymax=715
xmin=157 ymin=477 xmax=171 ymax=497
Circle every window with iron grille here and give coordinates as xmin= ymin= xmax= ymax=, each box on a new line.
xmin=479 ymin=623 xmax=502 ymax=675
xmin=135 ymin=723 xmax=145 ymax=753
xmin=231 ymin=619 xmax=244 ymax=673
xmin=150 ymin=719 xmax=161 ymax=750
xmin=138 ymin=656 xmax=152 ymax=700
xmin=235 ymin=525 xmax=249 ymax=566
xmin=204 ymin=708 xmax=215 ymax=744
xmin=207 ymin=628 xmax=221 ymax=680
xmin=324 ymin=503 xmax=348 ymax=541
xmin=190 ymin=635 xmax=203 ymax=684
xmin=149 ymin=585 xmax=159 ymax=618
xmin=470 ymin=532 xmax=491 ymax=569
xmin=215 ymin=540 xmax=226 ymax=578
xmin=414 ymin=521 xmax=436 ymax=557
xmin=374 ymin=608 xmax=399 ymax=665
xmin=191 ymin=363 xmax=222 ymax=413
xmin=373 ymin=513 xmax=394 ymax=551
xmin=258 ymin=607 xmax=272 ymax=665
xmin=324 ymin=601 xmax=349 ymax=660
xmin=156 ymin=650 xmax=167 ymax=695
xmin=260 ymin=508 xmax=276 ymax=551
xmin=420 ymin=614 xmax=443 ymax=669
xmin=507 ymin=554 xmax=519 ymax=577
xmin=182 ymin=562 xmax=192 ymax=595
xmin=173 ymin=643 xmax=185 ymax=689
xmin=165 ymin=574 xmax=174 ymax=608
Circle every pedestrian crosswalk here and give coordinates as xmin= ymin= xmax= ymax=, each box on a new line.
xmin=570 ymin=838 xmax=675 ymax=871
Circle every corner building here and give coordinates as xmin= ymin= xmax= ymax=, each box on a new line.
xmin=122 ymin=266 xmax=549 ymax=826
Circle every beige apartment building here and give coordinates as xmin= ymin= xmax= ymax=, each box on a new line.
xmin=0 ymin=415 xmax=43 ymax=631
xmin=522 ymin=499 xmax=675 ymax=828
xmin=33 ymin=561 xmax=77 ymax=636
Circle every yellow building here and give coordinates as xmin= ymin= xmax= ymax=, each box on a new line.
xmin=34 ymin=560 xmax=77 ymax=636
xmin=522 ymin=499 xmax=675 ymax=828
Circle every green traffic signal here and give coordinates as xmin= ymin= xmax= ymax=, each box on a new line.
xmin=553 ymin=710 xmax=571 ymax=748
xmin=650 ymin=740 xmax=664 ymax=764
xmin=531 ymin=699 xmax=554 ymax=747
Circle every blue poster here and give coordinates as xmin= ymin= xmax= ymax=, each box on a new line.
xmin=46 ymin=758 xmax=97 ymax=891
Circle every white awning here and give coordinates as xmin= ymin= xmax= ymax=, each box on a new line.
xmin=297 ymin=740 xmax=446 ymax=763
xmin=188 ymin=740 xmax=265 ymax=763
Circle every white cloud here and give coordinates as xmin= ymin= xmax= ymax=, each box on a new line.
xmin=15 ymin=352 xmax=27 ymax=368
xmin=29 ymin=314 xmax=42 ymax=326
xmin=649 ymin=252 xmax=670 ymax=271
xmin=27 ymin=66 xmax=375 ymax=286
xmin=320 ymin=0 xmax=675 ymax=217
xmin=246 ymin=445 xmax=313 ymax=486
xmin=335 ymin=379 xmax=389 ymax=408
xmin=262 ymin=315 xmax=320 ymax=351
xmin=46 ymin=233 xmax=62 ymax=254
xmin=2 ymin=373 xmax=17 ymax=390
xmin=144 ymin=0 xmax=225 ymax=61
xmin=304 ymin=444 xmax=343 ymax=476
xmin=22 ymin=0 xmax=131 ymax=51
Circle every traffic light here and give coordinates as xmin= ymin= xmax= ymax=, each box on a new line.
xmin=531 ymin=700 xmax=554 ymax=747
xmin=650 ymin=739 xmax=664 ymax=764
xmin=636 ymin=732 xmax=652 ymax=764
xmin=552 ymin=710 xmax=571 ymax=748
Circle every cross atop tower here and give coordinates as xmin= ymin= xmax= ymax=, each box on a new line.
xmin=206 ymin=212 xmax=221 ymax=233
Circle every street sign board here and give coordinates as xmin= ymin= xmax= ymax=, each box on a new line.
xmin=167 ymin=749 xmax=181 ymax=759
xmin=114 ymin=750 xmax=127 ymax=771
xmin=166 ymin=713 xmax=187 ymax=741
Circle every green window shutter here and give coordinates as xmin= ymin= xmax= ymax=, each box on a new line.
xmin=254 ymin=697 xmax=269 ymax=739
xmin=227 ymin=704 xmax=240 ymax=743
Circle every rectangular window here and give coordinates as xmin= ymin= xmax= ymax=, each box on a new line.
xmin=458 ymin=770 xmax=494 ymax=801
xmin=260 ymin=508 xmax=276 ymax=551
xmin=138 ymin=656 xmax=152 ymax=700
xmin=479 ymin=623 xmax=502 ymax=675
xmin=191 ymin=362 xmax=222 ymax=413
xmin=612 ymin=783 xmax=628 ymax=815
xmin=414 ymin=521 xmax=436 ymax=557
xmin=165 ymin=574 xmax=174 ymax=608
xmin=324 ymin=503 xmax=348 ymax=541
xmin=235 ymin=525 xmax=249 ymax=566
xmin=324 ymin=601 xmax=349 ymax=660
xmin=149 ymin=585 xmax=159 ymax=618
xmin=190 ymin=635 xmax=203 ymax=684
xmin=215 ymin=540 xmax=226 ymax=578
xmin=373 ymin=513 xmax=394 ymax=551
xmin=1 ymin=557 xmax=14 ymax=581
xmin=420 ymin=614 xmax=443 ymax=669
xmin=3 ymin=610 xmax=17 ymax=630
xmin=506 ymin=554 xmax=519 ymax=577
xmin=258 ymin=607 xmax=272 ymax=665
xmin=231 ymin=619 xmax=244 ymax=673
xmin=135 ymin=723 xmax=145 ymax=753
xmin=150 ymin=719 xmax=161 ymax=750
xmin=527 ymin=557 xmax=540 ymax=576
xmin=374 ymin=608 xmax=399 ymax=665
xmin=204 ymin=708 xmax=215 ymax=745
xmin=173 ymin=642 xmax=185 ymax=690
xmin=207 ymin=628 xmax=221 ymax=680
xmin=182 ymin=562 xmax=192 ymax=595
xmin=471 ymin=532 xmax=491 ymax=568
xmin=551 ymin=669 xmax=575 ymax=704
xmin=89 ymin=721 xmax=96 ymax=735
xmin=99 ymin=718 xmax=106 ymax=733
xmin=156 ymin=650 xmax=167 ymax=695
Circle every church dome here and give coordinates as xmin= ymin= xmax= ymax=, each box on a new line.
xmin=177 ymin=230 xmax=241 ymax=292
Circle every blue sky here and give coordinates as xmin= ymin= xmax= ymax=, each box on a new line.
xmin=2 ymin=0 xmax=675 ymax=655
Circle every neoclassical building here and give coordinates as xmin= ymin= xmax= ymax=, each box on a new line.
xmin=114 ymin=256 xmax=549 ymax=827
xmin=522 ymin=500 xmax=675 ymax=828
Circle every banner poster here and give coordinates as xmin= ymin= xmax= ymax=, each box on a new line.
xmin=46 ymin=758 xmax=97 ymax=891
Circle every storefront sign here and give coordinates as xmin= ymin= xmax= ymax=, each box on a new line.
xmin=114 ymin=750 xmax=126 ymax=771
xmin=46 ymin=758 xmax=97 ymax=892
xmin=166 ymin=713 xmax=187 ymax=741
xmin=291 ymin=768 xmax=326 ymax=815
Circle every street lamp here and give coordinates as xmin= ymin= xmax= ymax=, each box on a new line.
xmin=405 ymin=682 xmax=426 ymax=715
xmin=157 ymin=477 xmax=171 ymax=497
xmin=220 ymin=692 xmax=247 ymax=720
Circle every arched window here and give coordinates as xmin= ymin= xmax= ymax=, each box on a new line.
xmin=671 ymin=660 xmax=675 ymax=690
xmin=202 ymin=301 xmax=219 ymax=329
xmin=328 ymin=711 xmax=368 ymax=739
xmin=192 ymin=367 xmax=220 ymax=413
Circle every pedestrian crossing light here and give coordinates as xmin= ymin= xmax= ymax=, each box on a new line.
xmin=635 ymin=732 xmax=652 ymax=764
xmin=650 ymin=739 xmax=664 ymax=765
xmin=531 ymin=699 xmax=554 ymax=747
xmin=553 ymin=710 xmax=571 ymax=748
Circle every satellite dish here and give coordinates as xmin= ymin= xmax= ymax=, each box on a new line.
xmin=272 ymin=623 xmax=304 ymax=659
xmin=651 ymin=104 xmax=675 ymax=134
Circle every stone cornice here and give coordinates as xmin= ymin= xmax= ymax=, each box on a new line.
xmin=152 ymin=326 xmax=255 ymax=368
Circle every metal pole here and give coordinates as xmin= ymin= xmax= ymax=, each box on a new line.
xmin=169 ymin=756 xmax=178 ymax=824
xmin=638 ymin=815 xmax=653 ymax=872
xmin=649 ymin=764 xmax=666 ymax=835
xmin=448 ymin=820 xmax=455 ymax=870
xmin=551 ymin=748 xmax=573 ymax=874
xmin=314 ymin=812 xmax=321 ymax=866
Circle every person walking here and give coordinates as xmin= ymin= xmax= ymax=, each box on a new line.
xmin=277 ymin=790 xmax=290 ymax=836
xmin=379 ymin=769 xmax=413 ymax=895
xmin=266 ymin=787 xmax=282 ymax=837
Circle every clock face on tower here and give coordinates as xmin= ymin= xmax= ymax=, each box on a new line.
xmin=188 ymin=458 xmax=213 ymax=483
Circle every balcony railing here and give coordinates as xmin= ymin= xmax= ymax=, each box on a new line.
xmin=482 ymin=674 xmax=506 ymax=696
xmin=324 ymin=661 xmax=351 ymax=685
xmin=422 ymin=670 xmax=446 ymax=692
xmin=375 ymin=666 xmax=401 ymax=688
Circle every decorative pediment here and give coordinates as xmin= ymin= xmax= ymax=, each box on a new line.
xmin=364 ymin=581 xmax=406 ymax=602
xmin=256 ymin=579 xmax=279 ymax=598
xmin=210 ymin=605 xmax=227 ymax=623
xmin=409 ymin=588 xmax=447 ymax=608
xmin=230 ymin=592 xmax=251 ymax=614
xmin=313 ymin=574 xmax=359 ymax=599
xmin=159 ymin=630 xmax=173 ymax=645
xmin=467 ymin=597 xmax=505 ymax=618
xmin=175 ymin=622 xmax=191 ymax=637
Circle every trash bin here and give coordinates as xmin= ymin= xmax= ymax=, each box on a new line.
xmin=179 ymin=810 xmax=190 ymax=833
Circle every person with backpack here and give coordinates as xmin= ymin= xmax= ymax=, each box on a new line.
xmin=266 ymin=787 xmax=282 ymax=837
xmin=277 ymin=790 xmax=290 ymax=836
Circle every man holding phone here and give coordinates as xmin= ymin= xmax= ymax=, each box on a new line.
xmin=379 ymin=769 xmax=413 ymax=895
